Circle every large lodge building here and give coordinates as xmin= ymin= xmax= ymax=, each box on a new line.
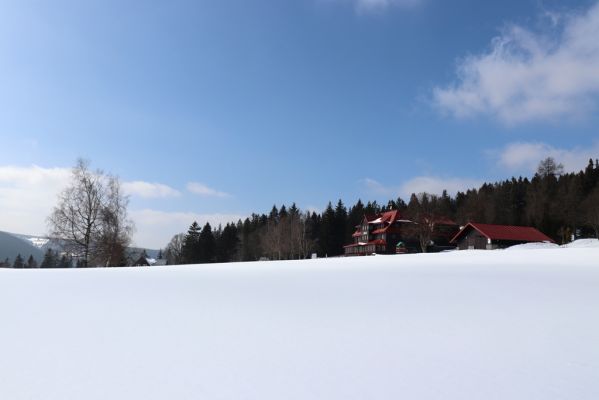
xmin=344 ymin=209 xmax=555 ymax=256
xmin=343 ymin=210 xmax=459 ymax=256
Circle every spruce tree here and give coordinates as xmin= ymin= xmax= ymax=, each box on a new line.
xmin=26 ymin=255 xmax=38 ymax=269
xmin=216 ymin=223 xmax=239 ymax=262
xmin=181 ymin=221 xmax=201 ymax=264
xmin=348 ymin=199 xmax=365 ymax=239
xmin=199 ymin=222 xmax=215 ymax=263
xmin=41 ymin=249 xmax=58 ymax=268
xmin=333 ymin=200 xmax=348 ymax=255
xmin=12 ymin=254 xmax=25 ymax=269
xmin=268 ymin=205 xmax=279 ymax=223
xmin=61 ymin=255 xmax=73 ymax=268
xmin=319 ymin=202 xmax=335 ymax=256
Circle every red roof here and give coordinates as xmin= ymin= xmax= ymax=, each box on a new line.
xmin=355 ymin=210 xmax=406 ymax=234
xmin=450 ymin=222 xmax=554 ymax=243
xmin=370 ymin=210 xmax=403 ymax=232
xmin=380 ymin=210 xmax=400 ymax=224
xmin=362 ymin=214 xmax=378 ymax=223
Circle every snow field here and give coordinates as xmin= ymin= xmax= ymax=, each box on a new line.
xmin=0 ymin=246 xmax=598 ymax=400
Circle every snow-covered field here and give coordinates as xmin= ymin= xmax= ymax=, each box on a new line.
xmin=1 ymin=244 xmax=598 ymax=400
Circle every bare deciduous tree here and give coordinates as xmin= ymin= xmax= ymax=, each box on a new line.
xmin=405 ymin=192 xmax=440 ymax=253
xmin=47 ymin=159 xmax=134 ymax=267
xmin=537 ymin=157 xmax=564 ymax=178
xmin=164 ymin=233 xmax=185 ymax=265
xmin=261 ymin=219 xmax=282 ymax=260
xmin=295 ymin=211 xmax=315 ymax=259
xmin=93 ymin=175 xmax=134 ymax=266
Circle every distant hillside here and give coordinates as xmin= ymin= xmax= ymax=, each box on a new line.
xmin=0 ymin=231 xmax=160 ymax=266
xmin=0 ymin=231 xmax=44 ymax=265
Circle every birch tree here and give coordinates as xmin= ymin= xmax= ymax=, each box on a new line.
xmin=47 ymin=159 xmax=134 ymax=267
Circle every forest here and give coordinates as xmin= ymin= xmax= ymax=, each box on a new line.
xmin=164 ymin=157 xmax=599 ymax=264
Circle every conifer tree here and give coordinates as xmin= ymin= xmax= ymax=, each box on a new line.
xmin=348 ymin=199 xmax=365 ymax=243
xmin=216 ymin=223 xmax=239 ymax=262
xmin=26 ymin=255 xmax=38 ymax=269
xmin=12 ymin=254 xmax=24 ymax=269
xmin=60 ymin=254 xmax=73 ymax=268
xmin=181 ymin=221 xmax=201 ymax=264
xmin=199 ymin=222 xmax=215 ymax=263
xmin=41 ymin=248 xmax=58 ymax=268
xmin=319 ymin=202 xmax=336 ymax=256
xmin=333 ymin=200 xmax=348 ymax=255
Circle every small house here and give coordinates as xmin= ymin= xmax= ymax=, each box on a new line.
xmin=450 ymin=222 xmax=554 ymax=250
xmin=132 ymin=256 xmax=152 ymax=266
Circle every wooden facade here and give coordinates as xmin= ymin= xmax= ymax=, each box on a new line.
xmin=344 ymin=210 xmax=410 ymax=256
xmin=455 ymin=229 xmax=494 ymax=250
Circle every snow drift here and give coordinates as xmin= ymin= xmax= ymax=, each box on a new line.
xmin=0 ymin=247 xmax=598 ymax=400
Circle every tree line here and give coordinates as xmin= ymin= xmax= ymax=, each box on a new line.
xmin=0 ymin=249 xmax=74 ymax=268
xmin=165 ymin=157 xmax=599 ymax=264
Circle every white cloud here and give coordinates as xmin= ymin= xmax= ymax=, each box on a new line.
xmin=494 ymin=141 xmax=599 ymax=174
xmin=122 ymin=181 xmax=180 ymax=198
xmin=0 ymin=165 xmax=71 ymax=236
xmin=433 ymin=2 xmax=599 ymax=124
xmin=361 ymin=176 xmax=482 ymax=199
xmin=361 ymin=178 xmax=396 ymax=196
xmin=355 ymin=0 xmax=421 ymax=11
xmin=129 ymin=209 xmax=244 ymax=249
xmin=0 ymin=165 xmax=229 ymax=249
xmin=325 ymin=0 xmax=422 ymax=13
xmin=187 ymin=182 xmax=230 ymax=198
xmin=400 ymin=176 xmax=483 ymax=198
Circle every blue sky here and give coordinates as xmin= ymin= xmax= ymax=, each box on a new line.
xmin=1 ymin=0 xmax=599 ymax=248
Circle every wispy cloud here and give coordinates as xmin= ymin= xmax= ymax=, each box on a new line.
xmin=122 ymin=181 xmax=181 ymax=198
xmin=187 ymin=182 xmax=230 ymax=198
xmin=433 ymin=2 xmax=599 ymax=124
xmin=400 ymin=176 xmax=483 ymax=197
xmin=493 ymin=141 xmax=599 ymax=174
xmin=326 ymin=0 xmax=422 ymax=13
xmin=361 ymin=176 xmax=482 ymax=199
xmin=130 ymin=209 xmax=244 ymax=249
xmin=0 ymin=165 xmax=192 ymax=249
xmin=355 ymin=0 xmax=421 ymax=11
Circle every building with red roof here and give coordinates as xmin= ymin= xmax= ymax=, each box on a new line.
xmin=344 ymin=210 xmax=407 ymax=256
xmin=344 ymin=210 xmax=459 ymax=255
xmin=450 ymin=222 xmax=554 ymax=250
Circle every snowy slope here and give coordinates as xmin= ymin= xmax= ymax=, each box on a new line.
xmin=0 ymin=231 xmax=44 ymax=263
xmin=0 ymin=249 xmax=598 ymax=400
